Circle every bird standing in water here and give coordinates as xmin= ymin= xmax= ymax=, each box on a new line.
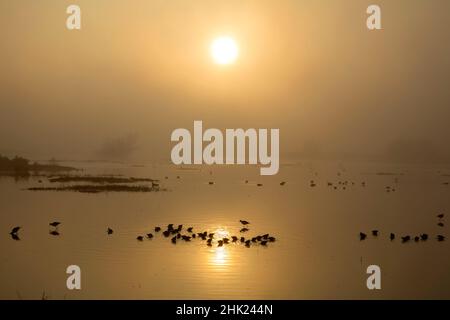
xmin=181 ymin=235 xmax=191 ymax=241
xmin=49 ymin=222 xmax=61 ymax=229
xmin=10 ymin=226 xmax=21 ymax=241
xmin=401 ymin=236 xmax=411 ymax=243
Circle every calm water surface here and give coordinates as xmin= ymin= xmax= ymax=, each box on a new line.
xmin=0 ymin=161 xmax=449 ymax=299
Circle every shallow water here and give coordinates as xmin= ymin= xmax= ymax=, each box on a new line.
xmin=0 ymin=161 xmax=449 ymax=299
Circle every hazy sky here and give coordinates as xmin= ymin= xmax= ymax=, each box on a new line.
xmin=1 ymin=0 xmax=449 ymax=162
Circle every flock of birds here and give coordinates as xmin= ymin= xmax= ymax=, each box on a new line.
xmin=324 ymin=180 xmax=366 ymax=190
xmin=359 ymin=214 xmax=446 ymax=243
xmin=8 ymin=220 xmax=277 ymax=248
xmin=133 ymin=220 xmax=276 ymax=248
xmin=9 ymin=222 xmax=61 ymax=240
xmin=7 ymin=172 xmax=448 ymax=247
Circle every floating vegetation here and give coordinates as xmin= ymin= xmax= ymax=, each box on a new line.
xmin=48 ymin=175 xmax=157 ymax=184
xmin=375 ymin=172 xmax=404 ymax=176
xmin=0 ymin=154 xmax=77 ymax=175
xmin=26 ymin=172 xmax=164 ymax=193
xmin=27 ymin=184 xmax=164 ymax=194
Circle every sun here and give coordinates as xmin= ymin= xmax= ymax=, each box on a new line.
xmin=210 ymin=36 xmax=239 ymax=65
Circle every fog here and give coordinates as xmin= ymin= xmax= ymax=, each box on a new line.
xmin=1 ymin=0 xmax=449 ymax=163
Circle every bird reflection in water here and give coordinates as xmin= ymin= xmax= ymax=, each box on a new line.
xmin=10 ymin=233 xmax=20 ymax=241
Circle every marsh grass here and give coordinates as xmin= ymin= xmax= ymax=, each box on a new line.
xmin=48 ymin=175 xmax=157 ymax=184
xmin=27 ymin=184 xmax=165 ymax=193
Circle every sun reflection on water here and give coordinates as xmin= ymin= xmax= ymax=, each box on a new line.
xmin=208 ymin=227 xmax=232 ymax=270
xmin=213 ymin=246 xmax=228 ymax=265
xmin=215 ymin=228 xmax=229 ymax=239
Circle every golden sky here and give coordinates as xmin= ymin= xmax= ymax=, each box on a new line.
xmin=1 ymin=0 xmax=449 ymax=162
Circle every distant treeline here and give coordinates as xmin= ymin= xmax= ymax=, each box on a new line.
xmin=0 ymin=154 xmax=76 ymax=173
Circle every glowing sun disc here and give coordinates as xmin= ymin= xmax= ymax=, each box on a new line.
xmin=210 ymin=37 xmax=239 ymax=65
